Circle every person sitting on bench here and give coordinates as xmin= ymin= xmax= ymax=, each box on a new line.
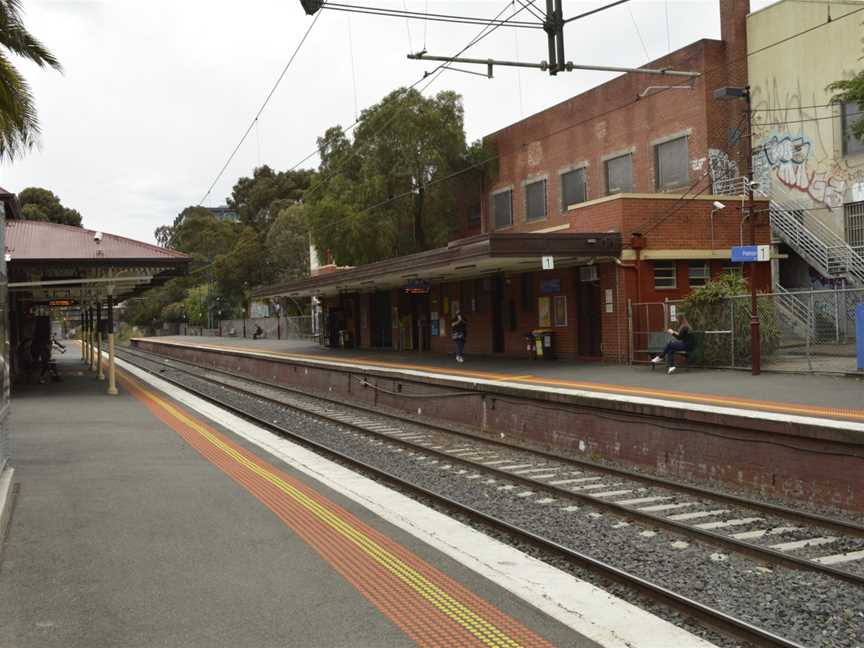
xmin=252 ymin=324 xmax=264 ymax=340
xmin=651 ymin=313 xmax=694 ymax=375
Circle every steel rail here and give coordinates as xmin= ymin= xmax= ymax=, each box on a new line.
xmin=117 ymin=350 xmax=806 ymax=648
xmin=118 ymin=347 xmax=864 ymax=587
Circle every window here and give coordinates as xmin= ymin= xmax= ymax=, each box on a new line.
xmin=653 ymin=261 xmax=677 ymax=289
xmin=467 ymin=204 xmax=481 ymax=227
xmin=561 ymin=167 xmax=587 ymax=210
xmin=492 ymin=189 xmax=513 ymax=229
xmin=688 ymin=261 xmax=709 ymax=288
xmin=605 ymin=154 xmax=634 ymax=194
xmin=655 ymin=136 xmax=689 ymax=190
xmin=845 ymin=201 xmax=864 ymax=252
xmin=842 ymin=102 xmax=864 ymax=157
xmin=525 ymin=179 xmax=547 ymax=222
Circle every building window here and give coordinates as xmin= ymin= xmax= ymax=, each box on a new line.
xmin=653 ymin=261 xmax=677 ymax=289
xmin=605 ymin=154 xmax=634 ymax=194
xmin=688 ymin=261 xmax=709 ymax=287
xmin=845 ymin=200 xmax=864 ymax=253
xmin=561 ymin=167 xmax=587 ymax=210
xmin=655 ymin=136 xmax=689 ymax=190
xmin=492 ymin=189 xmax=513 ymax=229
xmin=842 ymin=102 xmax=864 ymax=158
xmin=525 ymin=179 xmax=547 ymax=222
xmin=467 ymin=204 xmax=481 ymax=227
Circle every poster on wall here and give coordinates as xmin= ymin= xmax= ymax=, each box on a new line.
xmin=431 ymin=319 xmax=440 ymax=337
xmin=605 ymin=288 xmax=614 ymax=313
xmin=538 ymin=296 xmax=551 ymax=327
xmin=443 ymin=297 xmax=449 ymax=315
xmin=539 ymin=278 xmax=561 ymax=294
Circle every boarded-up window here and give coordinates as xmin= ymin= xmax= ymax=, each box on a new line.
xmin=843 ymin=103 xmax=864 ymax=157
xmin=655 ymin=136 xmax=689 ymax=190
xmin=653 ymin=261 xmax=677 ymax=289
xmin=561 ymin=167 xmax=587 ymax=210
xmin=493 ymin=189 xmax=513 ymax=229
xmin=605 ymin=154 xmax=634 ymax=194
xmin=688 ymin=261 xmax=709 ymax=287
xmin=525 ymin=179 xmax=547 ymax=221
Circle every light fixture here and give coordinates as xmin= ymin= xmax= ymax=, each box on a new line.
xmin=713 ymin=201 xmax=726 ymax=210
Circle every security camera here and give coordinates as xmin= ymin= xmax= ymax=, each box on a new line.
xmin=713 ymin=201 xmax=726 ymax=210
xmin=94 ymin=232 xmax=103 ymax=242
xmin=748 ymin=180 xmax=761 ymax=191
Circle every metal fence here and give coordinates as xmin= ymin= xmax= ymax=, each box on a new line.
xmin=629 ymin=287 xmax=864 ymax=373
xmin=217 ymin=315 xmax=315 ymax=340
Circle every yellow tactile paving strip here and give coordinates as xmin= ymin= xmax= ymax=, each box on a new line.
xmin=120 ymin=370 xmax=558 ymax=648
xmin=142 ymin=339 xmax=864 ymax=423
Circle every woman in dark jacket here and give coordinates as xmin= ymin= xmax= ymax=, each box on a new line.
xmin=651 ymin=314 xmax=694 ymax=374
xmin=451 ymin=313 xmax=467 ymax=363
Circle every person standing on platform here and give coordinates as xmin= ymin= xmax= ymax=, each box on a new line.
xmin=451 ymin=313 xmax=467 ymax=363
xmin=651 ymin=313 xmax=694 ymax=374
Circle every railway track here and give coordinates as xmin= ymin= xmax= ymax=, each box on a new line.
xmin=118 ymin=345 xmax=864 ymax=647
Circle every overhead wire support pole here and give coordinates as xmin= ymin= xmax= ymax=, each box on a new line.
xmin=544 ymin=0 xmax=558 ymax=74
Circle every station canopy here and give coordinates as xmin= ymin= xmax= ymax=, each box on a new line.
xmin=255 ymin=232 xmax=622 ymax=299
xmin=5 ymin=220 xmax=190 ymax=308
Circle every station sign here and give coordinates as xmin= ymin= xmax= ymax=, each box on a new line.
xmin=731 ymin=245 xmax=770 ymax=263
xmin=49 ymin=299 xmax=76 ymax=307
xmin=403 ymin=279 xmax=431 ymax=294
xmin=541 ymin=255 xmax=555 ymax=270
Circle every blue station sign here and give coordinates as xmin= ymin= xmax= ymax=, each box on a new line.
xmin=731 ymin=245 xmax=770 ymax=263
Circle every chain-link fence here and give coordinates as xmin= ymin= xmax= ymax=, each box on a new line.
xmin=629 ymin=287 xmax=864 ymax=373
xmin=217 ymin=316 xmax=315 ymax=340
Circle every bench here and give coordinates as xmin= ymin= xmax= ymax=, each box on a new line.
xmin=646 ymin=331 xmax=704 ymax=370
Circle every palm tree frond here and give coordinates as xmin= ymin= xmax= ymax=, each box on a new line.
xmin=0 ymin=0 xmax=62 ymax=70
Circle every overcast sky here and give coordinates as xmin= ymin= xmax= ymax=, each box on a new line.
xmin=1 ymin=0 xmax=775 ymax=243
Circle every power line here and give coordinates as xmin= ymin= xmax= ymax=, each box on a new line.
xmin=754 ymin=110 xmax=862 ymax=128
xmin=198 ymin=10 xmax=323 ymax=206
xmin=321 ymin=3 xmax=542 ymax=29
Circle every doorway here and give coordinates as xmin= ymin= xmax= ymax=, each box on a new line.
xmin=576 ymin=279 xmax=602 ymax=357
xmin=370 ymin=291 xmax=391 ymax=348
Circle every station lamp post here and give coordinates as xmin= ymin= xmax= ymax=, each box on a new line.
xmin=714 ymin=85 xmax=761 ymax=376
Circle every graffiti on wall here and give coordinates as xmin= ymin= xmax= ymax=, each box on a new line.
xmin=760 ymin=131 xmax=848 ymax=209
xmin=751 ymin=77 xmax=864 ymax=210
xmin=707 ymin=149 xmax=740 ymax=193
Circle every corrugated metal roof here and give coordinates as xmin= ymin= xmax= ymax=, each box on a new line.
xmin=5 ymin=220 xmax=189 ymax=263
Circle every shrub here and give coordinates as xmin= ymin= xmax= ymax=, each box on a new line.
xmin=681 ymin=273 xmax=780 ymax=366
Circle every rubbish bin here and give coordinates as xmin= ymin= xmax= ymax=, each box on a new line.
xmin=532 ymin=329 xmax=556 ymax=360
xmin=524 ymin=332 xmax=537 ymax=360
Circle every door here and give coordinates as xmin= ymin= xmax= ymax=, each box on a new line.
xmin=491 ymin=276 xmax=505 ymax=353
xmin=577 ymin=281 xmax=602 ymax=357
xmin=370 ymin=291 xmax=391 ymax=348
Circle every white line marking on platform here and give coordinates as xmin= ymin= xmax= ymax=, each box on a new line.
xmin=812 ymin=549 xmax=864 ymax=565
xmin=121 ymin=354 xmax=719 ymax=648
xmin=770 ymin=536 xmax=839 ymax=551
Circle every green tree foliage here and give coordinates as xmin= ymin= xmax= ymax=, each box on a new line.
xmin=828 ymin=70 xmax=864 ymax=142
xmin=0 ymin=0 xmax=62 ymax=161
xmin=170 ymin=206 xmax=237 ymax=261
xmin=213 ymin=227 xmax=269 ymax=301
xmin=18 ymin=187 xmax=83 ymax=226
xmin=265 ymin=202 xmax=310 ymax=283
xmin=227 ymin=165 xmax=315 ymax=231
xmin=306 ymin=88 xmax=472 ymax=265
xmin=682 ymin=273 xmax=780 ymax=366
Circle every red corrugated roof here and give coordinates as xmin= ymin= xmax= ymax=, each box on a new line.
xmin=5 ymin=220 xmax=189 ymax=263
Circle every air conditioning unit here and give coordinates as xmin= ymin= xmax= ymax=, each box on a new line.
xmin=579 ymin=265 xmax=598 ymax=282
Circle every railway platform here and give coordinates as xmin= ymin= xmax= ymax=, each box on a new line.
xmin=0 ymin=354 xmax=713 ymax=648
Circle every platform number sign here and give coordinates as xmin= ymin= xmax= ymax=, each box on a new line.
xmin=542 ymin=255 xmax=555 ymax=270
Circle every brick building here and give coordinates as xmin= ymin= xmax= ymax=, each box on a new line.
xmin=256 ymin=0 xmax=770 ymax=362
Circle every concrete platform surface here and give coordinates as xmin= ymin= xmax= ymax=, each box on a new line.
xmin=152 ymin=336 xmax=864 ymax=422
xmin=0 ymin=356 xmax=715 ymax=648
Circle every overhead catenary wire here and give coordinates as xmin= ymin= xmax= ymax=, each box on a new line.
xmin=198 ymin=10 xmax=323 ymax=206
xmin=321 ymin=2 xmax=542 ymax=28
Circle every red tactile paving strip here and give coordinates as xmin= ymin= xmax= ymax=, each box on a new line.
xmin=120 ymin=371 xmax=559 ymax=648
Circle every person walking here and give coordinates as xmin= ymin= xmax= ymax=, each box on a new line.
xmin=451 ymin=313 xmax=467 ymax=363
xmin=651 ymin=313 xmax=694 ymax=374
